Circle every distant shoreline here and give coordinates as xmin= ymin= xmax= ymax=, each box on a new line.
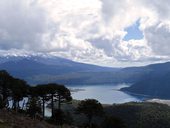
xmin=122 ymin=90 xmax=151 ymax=97
xmin=69 ymin=88 xmax=85 ymax=93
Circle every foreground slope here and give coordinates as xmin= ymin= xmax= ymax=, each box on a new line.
xmin=0 ymin=110 xmax=56 ymax=128
xmin=105 ymin=102 xmax=170 ymax=128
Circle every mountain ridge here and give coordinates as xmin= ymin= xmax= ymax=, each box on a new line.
xmin=121 ymin=62 xmax=170 ymax=98
xmin=0 ymin=55 xmax=121 ymax=85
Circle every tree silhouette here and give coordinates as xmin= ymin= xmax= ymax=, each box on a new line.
xmin=76 ymin=99 xmax=103 ymax=128
xmin=0 ymin=95 xmax=4 ymax=109
xmin=56 ymin=85 xmax=72 ymax=110
xmin=52 ymin=109 xmax=73 ymax=127
xmin=41 ymin=83 xmax=58 ymax=118
xmin=53 ymin=109 xmax=66 ymax=126
xmin=10 ymin=78 xmax=29 ymax=111
xmin=0 ymin=70 xmax=30 ymax=110
xmin=30 ymin=85 xmax=48 ymax=118
xmin=42 ymin=83 xmax=72 ymax=118
xmin=32 ymin=83 xmax=72 ymax=118
xmin=0 ymin=70 xmax=15 ymax=108
xmin=27 ymin=97 xmax=41 ymax=119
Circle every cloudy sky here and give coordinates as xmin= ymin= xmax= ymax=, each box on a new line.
xmin=0 ymin=0 xmax=170 ymax=67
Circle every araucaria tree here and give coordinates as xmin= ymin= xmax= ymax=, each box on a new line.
xmin=0 ymin=70 xmax=72 ymax=125
xmin=10 ymin=78 xmax=29 ymax=111
xmin=30 ymin=83 xmax=72 ymax=118
xmin=56 ymin=85 xmax=72 ymax=110
xmin=42 ymin=83 xmax=72 ymax=118
xmin=29 ymin=85 xmax=49 ymax=118
xmin=0 ymin=70 xmax=29 ymax=110
xmin=27 ymin=97 xmax=42 ymax=118
xmin=0 ymin=70 xmax=13 ymax=108
xmin=76 ymin=99 xmax=103 ymax=127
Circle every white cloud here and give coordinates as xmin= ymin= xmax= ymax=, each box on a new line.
xmin=145 ymin=22 xmax=170 ymax=56
xmin=0 ymin=0 xmax=170 ymax=66
xmin=0 ymin=0 xmax=48 ymax=50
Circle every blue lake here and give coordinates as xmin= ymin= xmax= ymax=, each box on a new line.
xmin=67 ymin=84 xmax=145 ymax=104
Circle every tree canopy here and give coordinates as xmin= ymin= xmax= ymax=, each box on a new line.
xmin=0 ymin=70 xmax=72 ymax=121
xmin=76 ymin=99 xmax=103 ymax=127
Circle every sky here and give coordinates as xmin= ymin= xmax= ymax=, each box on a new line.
xmin=0 ymin=0 xmax=170 ymax=67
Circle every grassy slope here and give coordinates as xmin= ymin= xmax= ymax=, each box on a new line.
xmin=105 ymin=102 xmax=170 ymax=128
xmin=0 ymin=110 xmax=57 ymax=128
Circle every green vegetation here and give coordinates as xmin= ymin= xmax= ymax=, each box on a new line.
xmin=105 ymin=102 xmax=170 ymax=128
xmin=27 ymin=97 xmax=41 ymax=118
xmin=76 ymin=99 xmax=104 ymax=127
xmin=101 ymin=116 xmax=126 ymax=128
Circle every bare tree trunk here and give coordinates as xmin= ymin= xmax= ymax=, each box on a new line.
xmin=51 ymin=94 xmax=54 ymax=118
xmin=12 ymin=100 xmax=15 ymax=109
xmin=2 ymin=88 xmax=8 ymax=108
xmin=58 ymin=95 xmax=61 ymax=110
xmin=22 ymin=99 xmax=25 ymax=110
xmin=13 ymin=99 xmax=17 ymax=112
xmin=17 ymin=101 xmax=19 ymax=111
xmin=42 ymin=96 xmax=45 ymax=119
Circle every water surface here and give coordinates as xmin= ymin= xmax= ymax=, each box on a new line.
xmin=68 ymin=84 xmax=143 ymax=104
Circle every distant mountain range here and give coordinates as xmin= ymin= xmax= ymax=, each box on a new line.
xmin=0 ymin=55 xmax=122 ymax=85
xmin=0 ymin=55 xmax=150 ymax=85
xmin=1 ymin=55 xmax=170 ymax=99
